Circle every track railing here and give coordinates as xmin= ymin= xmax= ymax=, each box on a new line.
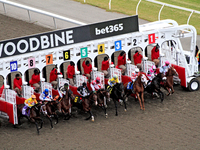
xmin=0 ymin=0 xmax=86 ymax=29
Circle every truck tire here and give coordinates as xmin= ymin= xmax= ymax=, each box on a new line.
xmin=188 ymin=78 xmax=200 ymax=91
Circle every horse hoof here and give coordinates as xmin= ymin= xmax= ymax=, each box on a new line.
xmin=115 ymin=114 xmax=118 ymax=116
xmin=91 ymin=116 xmax=94 ymax=122
xmin=105 ymin=105 xmax=108 ymax=108
xmin=124 ymin=109 xmax=127 ymax=112
xmin=54 ymin=122 xmax=57 ymax=125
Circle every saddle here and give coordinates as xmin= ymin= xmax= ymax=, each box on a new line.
xmin=22 ymin=105 xmax=30 ymax=117
xmin=127 ymin=81 xmax=135 ymax=94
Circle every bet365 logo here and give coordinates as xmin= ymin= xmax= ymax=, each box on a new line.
xmin=95 ymin=23 xmax=123 ymax=35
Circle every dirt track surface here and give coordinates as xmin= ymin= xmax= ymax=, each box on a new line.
xmin=0 ymin=14 xmax=200 ymax=150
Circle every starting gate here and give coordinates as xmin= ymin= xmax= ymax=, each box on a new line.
xmin=92 ymin=69 xmax=105 ymax=88
xmin=22 ymin=85 xmax=34 ymax=99
xmin=57 ymin=77 xmax=69 ymax=88
xmin=0 ymin=89 xmax=18 ymax=125
xmin=126 ymin=61 xmax=137 ymax=77
xmin=110 ymin=65 xmax=122 ymax=82
xmin=75 ymin=74 xmax=88 ymax=87
xmin=143 ymin=60 xmax=155 ymax=74
xmin=41 ymin=82 xmax=52 ymax=96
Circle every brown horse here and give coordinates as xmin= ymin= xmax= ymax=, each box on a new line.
xmin=71 ymin=92 xmax=98 ymax=121
xmin=96 ymin=89 xmax=110 ymax=118
xmin=44 ymin=100 xmax=62 ymax=128
xmin=162 ymin=67 xmax=178 ymax=96
xmin=17 ymin=103 xmax=43 ymax=134
xmin=60 ymin=89 xmax=75 ymax=120
xmin=132 ymin=74 xmax=148 ymax=110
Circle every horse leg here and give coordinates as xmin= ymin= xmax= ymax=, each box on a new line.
xmin=113 ymin=99 xmax=118 ymax=116
xmin=136 ymin=93 xmax=143 ymax=110
xmin=54 ymin=113 xmax=59 ymax=125
xmin=47 ymin=115 xmax=53 ymax=129
xmin=141 ymin=92 xmax=145 ymax=111
xmin=123 ymin=99 xmax=127 ymax=112
xmin=159 ymin=90 xmax=164 ymax=102
xmin=102 ymin=106 xmax=108 ymax=118
xmin=171 ymin=86 xmax=174 ymax=94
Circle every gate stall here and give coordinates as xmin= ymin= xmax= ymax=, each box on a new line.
xmin=0 ymin=89 xmax=18 ymax=125
xmin=0 ymin=15 xmax=199 ymax=102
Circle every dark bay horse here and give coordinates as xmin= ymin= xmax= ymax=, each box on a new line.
xmin=162 ymin=67 xmax=179 ymax=96
xmin=133 ymin=74 xmax=148 ymax=110
xmin=110 ymin=83 xmax=126 ymax=116
xmin=96 ymin=89 xmax=110 ymax=118
xmin=145 ymin=73 xmax=164 ymax=102
xmin=17 ymin=103 xmax=43 ymax=134
xmin=44 ymin=99 xmax=62 ymax=128
xmin=60 ymin=89 xmax=75 ymax=120
xmin=71 ymin=92 xmax=98 ymax=121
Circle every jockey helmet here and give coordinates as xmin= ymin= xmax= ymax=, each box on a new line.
xmin=113 ymin=74 xmax=118 ymax=79
xmin=165 ymin=61 xmax=170 ymax=65
xmin=64 ymin=83 xmax=69 ymax=87
xmin=44 ymin=89 xmax=49 ymax=93
xmin=152 ymin=65 xmax=156 ymax=70
xmin=31 ymin=95 xmax=36 ymax=99
xmin=82 ymin=82 xmax=87 ymax=86
xmin=135 ymin=68 xmax=139 ymax=73
xmin=96 ymin=77 xmax=100 ymax=82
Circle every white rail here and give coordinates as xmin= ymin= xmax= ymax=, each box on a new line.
xmin=0 ymin=0 xmax=86 ymax=29
xmin=146 ymin=0 xmax=200 ymax=24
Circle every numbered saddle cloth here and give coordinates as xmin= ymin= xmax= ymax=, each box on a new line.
xmin=74 ymin=96 xmax=82 ymax=104
xmin=127 ymin=82 xmax=133 ymax=90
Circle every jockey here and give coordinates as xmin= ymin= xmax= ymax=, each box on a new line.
xmin=39 ymin=88 xmax=52 ymax=102
xmin=160 ymin=61 xmax=171 ymax=76
xmin=77 ymin=82 xmax=90 ymax=97
xmin=59 ymin=83 xmax=70 ymax=98
xmin=147 ymin=65 xmax=157 ymax=81
xmin=22 ymin=95 xmax=38 ymax=116
xmin=90 ymin=77 xmax=104 ymax=92
xmin=108 ymin=74 xmax=119 ymax=87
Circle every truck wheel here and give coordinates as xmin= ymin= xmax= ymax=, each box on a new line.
xmin=188 ymin=78 xmax=200 ymax=91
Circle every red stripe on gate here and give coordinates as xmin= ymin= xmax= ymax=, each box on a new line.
xmin=16 ymin=96 xmax=26 ymax=105
xmin=69 ymin=85 xmax=79 ymax=96
xmin=172 ymin=64 xmax=186 ymax=87
xmin=6 ymin=103 xmax=14 ymax=124
xmin=52 ymin=89 xmax=59 ymax=96
xmin=0 ymin=100 xmax=7 ymax=112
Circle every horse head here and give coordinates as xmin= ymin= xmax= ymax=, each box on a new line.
xmin=141 ymin=74 xmax=148 ymax=86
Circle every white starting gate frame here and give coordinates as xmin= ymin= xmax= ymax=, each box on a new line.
xmin=126 ymin=61 xmax=137 ymax=77
xmin=110 ymin=65 xmax=122 ymax=83
xmin=142 ymin=59 xmax=155 ymax=74
xmin=41 ymin=82 xmax=52 ymax=96
xmin=0 ymin=15 xmax=199 ymax=92
xmin=0 ymin=89 xmax=18 ymax=124
xmin=92 ymin=68 xmax=105 ymax=88
xmin=75 ymin=74 xmax=88 ymax=87
xmin=22 ymin=85 xmax=34 ymax=99
xmin=57 ymin=77 xmax=69 ymax=88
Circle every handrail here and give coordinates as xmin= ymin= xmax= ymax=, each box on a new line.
xmin=146 ymin=0 xmax=200 ymax=24
xmin=0 ymin=0 xmax=86 ymax=28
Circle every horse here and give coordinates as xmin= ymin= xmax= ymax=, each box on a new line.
xmin=145 ymin=73 xmax=164 ymax=102
xmin=110 ymin=82 xmax=126 ymax=116
xmin=96 ymin=89 xmax=110 ymax=118
xmin=17 ymin=103 xmax=43 ymax=134
xmin=60 ymin=88 xmax=75 ymax=120
xmin=132 ymin=73 xmax=148 ymax=110
xmin=161 ymin=66 xmax=179 ymax=96
xmin=124 ymin=73 xmax=148 ymax=102
xmin=71 ymin=91 xmax=98 ymax=121
xmin=43 ymin=99 xmax=62 ymax=128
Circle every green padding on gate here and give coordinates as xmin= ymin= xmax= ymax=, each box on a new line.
xmin=0 ymin=100 xmax=7 ymax=112
xmin=172 ymin=64 xmax=186 ymax=87
xmin=6 ymin=103 xmax=14 ymax=124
